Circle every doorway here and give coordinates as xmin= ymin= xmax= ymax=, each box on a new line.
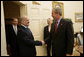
xmin=3 ymin=1 xmax=27 ymax=24
xmin=2 ymin=1 xmax=27 ymax=56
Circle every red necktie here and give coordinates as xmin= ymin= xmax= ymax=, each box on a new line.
xmin=55 ymin=21 xmax=58 ymax=32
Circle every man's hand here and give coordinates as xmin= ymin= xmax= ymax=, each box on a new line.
xmin=41 ymin=41 xmax=45 ymax=45
xmin=41 ymin=41 xmax=47 ymax=46
xmin=66 ymin=54 xmax=71 ymax=56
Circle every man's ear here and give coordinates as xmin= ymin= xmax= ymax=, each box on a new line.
xmin=22 ymin=21 xmax=24 ymax=23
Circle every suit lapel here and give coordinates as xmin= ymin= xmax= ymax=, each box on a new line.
xmin=17 ymin=26 xmax=20 ymax=35
xmin=11 ymin=25 xmax=16 ymax=36
xmin=51 ymin=22 xmax=56 ymax=33
xmin=21 ymin=26 xmax=32 ymax=36
xmin=55 ymin=19 xmax=64 ymax=34
xmin=47 ymin=26 xmax=50 ymax=33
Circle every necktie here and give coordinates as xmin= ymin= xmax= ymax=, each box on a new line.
xmin=15 ymin=26 xmax=17 ymax=35
xmin=55 ymin=21 xmax=58 ymax=32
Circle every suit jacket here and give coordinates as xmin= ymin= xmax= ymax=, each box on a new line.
xmin=5 ymin=24 xmax=19 ymax=56
xmin=17 ymin=25 xmax=42 ymax=56
xmin=44 ymin=25 xmax=51 ymax=56
xmin=50 ymin=19 xmax=74 ymax=56
xmin=44 ymin=25 xmax=51 ymax=45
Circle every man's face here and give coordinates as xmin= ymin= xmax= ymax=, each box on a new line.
xmin=12 ymin=18 xmax=18 ymax=26
xmin=52 ymin=10 xmax=60 ymax=21
xmin=23 ymin=18 xmax=29 ymax=26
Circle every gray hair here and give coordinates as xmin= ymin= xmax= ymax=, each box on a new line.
xmin=19 ymin=16 xmax=27 ymax=24
xmin=54 ymin=7 xmax=62 ymax=16
xmin=18 ymin=17 xmax=25 ymax=24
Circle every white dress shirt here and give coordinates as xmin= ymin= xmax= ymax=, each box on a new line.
xmin=57 ymin=16 xmax=62 ymax=28
xmin=13 ymin=25 xmax=17 ymax=35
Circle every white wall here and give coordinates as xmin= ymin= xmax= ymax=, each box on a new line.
xmin=1 ymin=1 xmax=7 ymax=56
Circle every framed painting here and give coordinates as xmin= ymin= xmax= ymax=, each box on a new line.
xmin=75 ymin=13 xmax=83 ymax=22
xmin=32 ymin=1 xmax=40 ymax=5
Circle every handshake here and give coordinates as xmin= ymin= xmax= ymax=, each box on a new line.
xmin=41 ymin=41 xmax=47 ymax=46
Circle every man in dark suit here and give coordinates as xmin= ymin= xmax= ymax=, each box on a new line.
xmin=44 ymin=18 xmax=52 ymax=56
xmin=17 ymin=17 xmax=45 ymax=56
xmin=5 ymin=18 xmax=19 ymax=56
xmin=49 ymin=7 xmax=74 ymax=56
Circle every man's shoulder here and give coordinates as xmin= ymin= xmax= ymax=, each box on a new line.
xmin=6 ymin=24 xmax=12 ymax=27
xmin=51 ymin=21 xmax=55 ymax=26
xmin=18 ymin=25 xmax=25 ymax=30
xmin=61 ymin=18 xmax=73 ymax=24
xmin=17 ymin=25 xmax=21 ymax=28
xmin=44 ymin=25 xmax=48 ymax=28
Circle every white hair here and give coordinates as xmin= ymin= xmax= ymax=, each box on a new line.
xmin=19 ymin=16 xmax=28 ymax=23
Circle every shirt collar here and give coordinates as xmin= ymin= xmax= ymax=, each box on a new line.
xmin=57 ymin=16 xmax=62 ymax=23
xmin=21 ymin=24 xmax=28 ymax=28
xmin=12 ymin=25 xmax=17 ymax=27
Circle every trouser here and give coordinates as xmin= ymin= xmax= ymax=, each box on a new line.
xmin=47 ymin=44 xmax=51 ymax=56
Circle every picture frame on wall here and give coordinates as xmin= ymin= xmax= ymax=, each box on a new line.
xmin=75 ymin=13 xmax=83 ymax=22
